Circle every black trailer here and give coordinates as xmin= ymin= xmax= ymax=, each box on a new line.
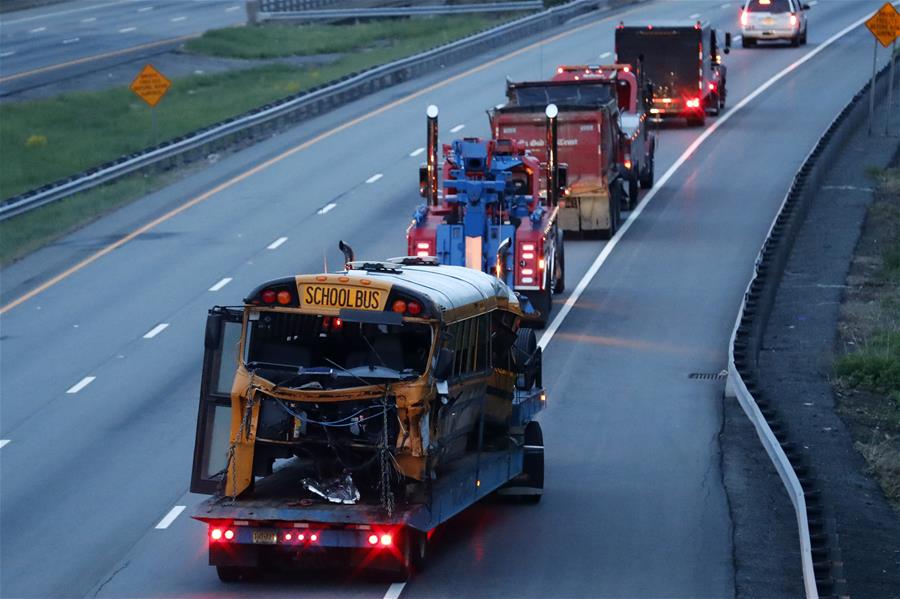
xmin=615 ymin=20 xmax=731 ymax=126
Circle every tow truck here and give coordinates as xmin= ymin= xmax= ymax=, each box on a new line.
xmin=407 ymin=105 xmax=565 ymax=328
xmin=551 ymin=64 xmax=657 ymax=208
xmin=615 ymin=20 xmax=731 ymax=126
xmin=489 ymin=71 xmax=628 ymax=236
xmin=190 ymin=254 xmax=546 ymax=580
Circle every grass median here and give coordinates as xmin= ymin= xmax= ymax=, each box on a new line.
xmin=0 ymin=13 xmax=523 ymax=264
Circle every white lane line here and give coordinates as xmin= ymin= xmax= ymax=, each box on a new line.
xmin=81 ymin=17 xmax=97 ymax=23
xmin=119 ymin=26 xmax=137 ymax=33
xmin=0 ymin=51 xmax=16 ymax=58
xmin=410 ymin=147 xmax=425 ymax=157
xmin=66 ymin=376 xmax=96 ymax=394
xmin=808 ymin=0 xmax=818 ymax=5
xmin=155 ymin=505 xmax=186 ymax=529
xmin=138 ymin=6 xmax=153 ymax=11
xmin=170 ymin=16 xmax=187 ymax=22
xmin=734 ymin=34 xmax=742 ymax=42
xmin=383 ymin=582 xmax=406 ymax=599
xmin=225 ymin=5 xmax=240 ymax=11
xmin=0 ymin=440 xmax=10 ymax=450
xmin=721 ymin=2 xmax=731 ymax=8
xmin=2 ymin=1 xmax=122 ymax=25
xmin=30 ymin=26 xmax=47 ymax=33
xmin=267 ymin=236 xmax=288 ymax=250
xmin=62 ymin=37 xmax=80 ymax=44
xmin=317 ymin=202 xmax=337 ymax=215
xmin=209 ymin=277 xmax=232 ymax=292
xmin=450 ymin=124 xmax=465 ymax=133
xmin=538 ymin=10 xmax=877 ymax=352
xmin=366 ymin=173 xmax=383 ymax=184
xmin=600 ymin=51 xmax=611 ymax=59
xmin=689 ymin=13 xmax=701 ymax=19
xmin=143 ymin=323 xmax=169 ymax=339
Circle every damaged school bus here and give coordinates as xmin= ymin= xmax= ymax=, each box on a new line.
xmin=190 ymin=254 xmax=545 ymax=517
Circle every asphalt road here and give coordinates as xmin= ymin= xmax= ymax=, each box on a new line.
xmin=0 ymin=0 xmax=243 ymax=92
xmin=0 ymin=0 xmax=895 ymax=597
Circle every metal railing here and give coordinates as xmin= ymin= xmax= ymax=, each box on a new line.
xmin=0 ymin=0 xmax=613 ymax=222
xmin=726 ymin=61 xmax=898 ymax=599
xmin=259 ymin=2 xmax=543 ymax=22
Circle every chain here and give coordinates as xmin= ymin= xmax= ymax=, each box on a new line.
xmin=379 ymin=390 xmax=395 ymax=518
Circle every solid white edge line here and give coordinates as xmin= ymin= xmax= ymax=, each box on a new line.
xmin=450 ymin=124 xmax=465 ymax=133
xmin=0 ymin=440 xmax=10 ymax=449
xmin=410 ymin=147 xmax=425 ymax=157
xmin=66 ymin=376 xmax=96 ymax=394
xmin=267 ymin=236 xmax=288 ymax=250
xmin=317 ymin=202 xmax=337 ymax=214
xmin=537 ymin=10 xmax=875 ymax=352
xmin=383 ymin=582 xmax=406 ymax=599
xmin=209 ymin=277 xmax=232 ymax=292
xmin=143 ymin=323 xmax=169 ymax=339
xmin=366 ymin=173 xmax=383 ymax=184
xmin=155 ymin=505 xmax=186 ymax=529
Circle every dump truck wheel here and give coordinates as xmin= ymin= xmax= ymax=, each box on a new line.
xmin=627 ymin=171 xmax=639 ymax=210
xmin=639 ymin=153 xmax=655 ymax=189
xmin=604 ymin=183 xmax=621 ymax=239
xmin=552 ymin=230 xmax=565 ymax=295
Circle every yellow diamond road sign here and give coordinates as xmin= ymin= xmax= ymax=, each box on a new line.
xmin=865 ymin=2 xmax=900 ymax=48
xmin=130 ymin=63 xmax=171 ymax=107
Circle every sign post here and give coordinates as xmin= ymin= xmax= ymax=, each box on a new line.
xmin=888 ymin=38 xmax=896 ymax=135
xmin=864 ymin=2 xmax=900 ymax=136
xmin=130 ymin=64 xmax=172 ymax=145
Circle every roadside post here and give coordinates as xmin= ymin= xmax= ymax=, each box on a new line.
xmin=863 ymin=3 xmax=900 ymax=136
xmin=130 ymin=64 xmax=172 ymax=146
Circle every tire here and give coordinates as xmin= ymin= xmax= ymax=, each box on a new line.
xmin=520 ymin=421 xmax=544 ymax=504
xmin=402 ymin=528 xmax=429 ymax=576
xmin=706 ymin=92 xmax=720 ymax=116
xmin=627 ymin=170 xmax=639 ymax=210
xmin=742 ymin=37 xmax=755 ymax=48
xmin=790 ymin=34 xmax=800 ymax=47
xmin=603 ymin=182 xmax=621 ymax=239
xmin=639 ymin=150 xmax=655 ymax=189
xmin=512 ymin=328 xmax=540 ymax=389
xmin=552 ymin=229 xmax=565 ymax=294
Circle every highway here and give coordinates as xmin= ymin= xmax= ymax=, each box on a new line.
xmin=0 ymin=0 xmax=243 ymax=92
xmin=0 ymin=0 xmax=894 ymax=597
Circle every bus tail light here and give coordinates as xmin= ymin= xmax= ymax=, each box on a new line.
xmin=261 ymin=290 xmax=276 ymax=304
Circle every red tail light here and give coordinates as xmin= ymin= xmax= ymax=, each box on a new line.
xmin=380 ymin=534 xmax=392 ymax=546
xmin=392 ymin=300 xmax=407 ymax=313
xmin=686 ymin=97 xmax=701 ymax=109
xmin=368 ymin=534 xmax=379 ymax=545
xmin=210 ymin=528 xmax=223 ymax=541
xmin=276 ymin=290 xmax=292 ymax=305
xmin=406 ymin=301 xmax=422 ymax=316
xmin=261 ymin=290 xmax=276 ymax=304
xmin=309 ymin=534 xmax=318 ymax=543
xmin=740 ymin=10 xmax=748 ymax=26
xmin=789 ymin=13 xmax=798 ymax=27
xmin=223 ymin=530 xmax=235 ymax=540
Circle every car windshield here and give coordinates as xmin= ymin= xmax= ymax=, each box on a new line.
xmin=244 ymin=311 xmax=432 ymax=386
xmin=508 ymin=83 xmax=613 ymax=108
xmin=746 ymin=0 xmax=792 ymax=13
xmin=617 ymin=30 xmax=699 ymax=97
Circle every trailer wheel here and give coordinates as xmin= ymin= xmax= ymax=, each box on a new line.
xmin=521 ymin=421 xmax=544 ymax=504
xmin=402 ymin=529 xmax=429 ymax=576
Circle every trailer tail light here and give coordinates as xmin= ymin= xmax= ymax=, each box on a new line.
xmin=686 ymin=97 xmax=701 ymax=109
xmin=368 ymin=534 xmax=379 ymax=545
xmin=223 ymin=530 xmax=234 ymax=540
xmin=210 ymin=527 xmax=234 ymax=542
xmin=310 ymin=533 xmax=318 ymax=543
xmin=380 ymin=534 xmax=392 ymax=546
xmin=210 ymin=528 xmax=223 ymax=541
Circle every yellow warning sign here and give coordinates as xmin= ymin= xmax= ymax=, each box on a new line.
xmin=865 ymin=2 xmax=900 ymax=48
xmin=130 ymin=64 xmax=171 ymax=107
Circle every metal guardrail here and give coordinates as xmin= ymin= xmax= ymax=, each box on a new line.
xmin=726 ymin=62 xmax=897 ymax=599
xmin=260 ymin=2 xmax=544 ymax=22
xmin=259 ymin=0 xmax=342 ymax=9
xmin=0 ymin=0 xmax=612 ymax=222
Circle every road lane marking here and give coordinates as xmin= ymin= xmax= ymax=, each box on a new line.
xmin=2 ymin=1 xmax=126 ymax=24
xmin=384 ymin=583 xmax=406 ymax=599
xmin=538 ymin=10 xmax=880 ymax=352
xmin=0 ymin=440 xmax=9 ymax=449
xmin=689 ymin=13 xmax=700 ymax=19
xmin=143 ymin=323 xmax=169 ymax=339
xmin=450 ymin=124 xmax=465 ymax=133
xmin=318 ymin=202 xmax=337 ymax=215
xmin=808 ymin=0 xmax=818 ymax=5
xmin=0 ymin=34 xmax=197 ymax=84
xmin=734 ymin=34 xmax=742 ymax=42
xmin=119 ymin=26 xmax=137 ymax=33
xmin=410 ymin=147 xmax=425 ymax=157
xmin=225 ymin=5 xmax=240 ymax=11
xmin=62 ymin=37 xmax=80 ymax=44
xmin=600 ymin=51 xmax=611 ymax=58
xmin=30 ymin=27 xmax=47 ymax=33
xmin=366 ymin=173 xmax=383 ymax=184
xmin=81 ymin=17 xmax=97 ymax=23
xmin=155 ymin=505 xmax=186 ymax=529
xmin=721 ymin=2 xmax=731 ymax=7
xmin=209 ymin=277 xmax=232 ymax=292
xmin=170 ymin=16 xmax=187 ymax=22
xmin=0 ymin=2 xmax=704 ymax=315
xmin=267 ymin=236 xmax=288 ymax=250
xmin=66 ymin=376 xmax=96 ymax=394
xmin=0 ymin=51 xmax=16 ymax=58
xmin=138 ymin=6 xmax=153 ymax=11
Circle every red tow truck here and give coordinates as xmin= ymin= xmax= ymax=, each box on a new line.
xmin=551 ymin=64 xmax=656 ymax=208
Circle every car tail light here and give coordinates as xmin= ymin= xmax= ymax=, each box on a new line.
xmin=789 ymin=13 xmax=798 ymax=27
xmin=740 ymin=10 xmax=748 ymax=26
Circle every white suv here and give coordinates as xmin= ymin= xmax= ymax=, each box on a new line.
xmin=740 ymin=0 xmax=809 ymax=47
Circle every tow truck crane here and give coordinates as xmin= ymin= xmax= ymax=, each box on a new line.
xmin=407 ymin=105 xmax=565 ymax=328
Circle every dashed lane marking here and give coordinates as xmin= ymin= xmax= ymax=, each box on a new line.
xmin=225 ymin=5 xmax=240 ymax=11
xmin=138 ymin=6 xmax=153 ymax=11
xmin=143 ymin=323 xmax=169 ymax=339
xmin=208 ymin=277 xmax=232 ymax=292
xmin=0 ymin=440 xmax=10 ymax=449
xmin=600 ymin=51 xmax=611 ymax=58
xmin=155 ymin=505 xmax=186 ymax=529
xmin=450 ymin=124 xmax=465 ymax=133
xmin=81 ymin=17 xmax=97 ymax=23
xmin=66 ymin=376 xmax=96 ymax=394
xmin=366 ymin=173 xmax=383 ymax=184
xmin=267 ymin=236 xmax=288 ymax=250
xmin=29 ymin=27 xmax=47 ymax=33
xmin=119 ymin=26 xmax=137 ymax=33
xmin=0 ymin=51 xmax=16 ymax=58
xmin=62 ymin=37 xmax=80 ymax=44
xmin=410 ymin=147 xmax=425 ymax=157
xmin=689 ymin=13 xmax=700 ymax=19
xmin=318 ymin=202 xmax=337 ymax=215
xmin=170 ymin=16 xmax=186 ymax=22
xmin=384 ymin=583 xmax=406 ymax=599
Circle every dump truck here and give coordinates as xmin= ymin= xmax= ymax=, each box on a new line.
xmin=190 ymin=252 xmax=546 ymax=580
xmin=489 ymin=75 xmax=627 ymax=237
xmin=615 ymin=20 xmax=731 ymax=126
xmin=408 ymin=105 xmax=565 ymax=328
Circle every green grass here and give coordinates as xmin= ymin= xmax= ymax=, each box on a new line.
xmin=0 ymin=172 xmax=174 ymax=265
xmin=835 ymin=332 xmax=900 ymax=402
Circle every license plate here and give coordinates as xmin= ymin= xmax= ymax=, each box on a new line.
xmin=300 ymin=284 xmax=385 ymax=311
xmin=763 ymin=17 xmax=775 ymax=24
xmin=252 ymin=530 xmax=278 ymax=544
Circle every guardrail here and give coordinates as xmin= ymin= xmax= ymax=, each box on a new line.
xmin=726 ymin=62 xmax=898 ymax=599
xmin=0 ymin=0 xmax=616 ymax=222
xmin=259 ymin=2 xmax=543 ymax=22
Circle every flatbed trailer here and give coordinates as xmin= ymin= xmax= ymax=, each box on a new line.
xmin=194 ymin=385 xmax=545 ymax=580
